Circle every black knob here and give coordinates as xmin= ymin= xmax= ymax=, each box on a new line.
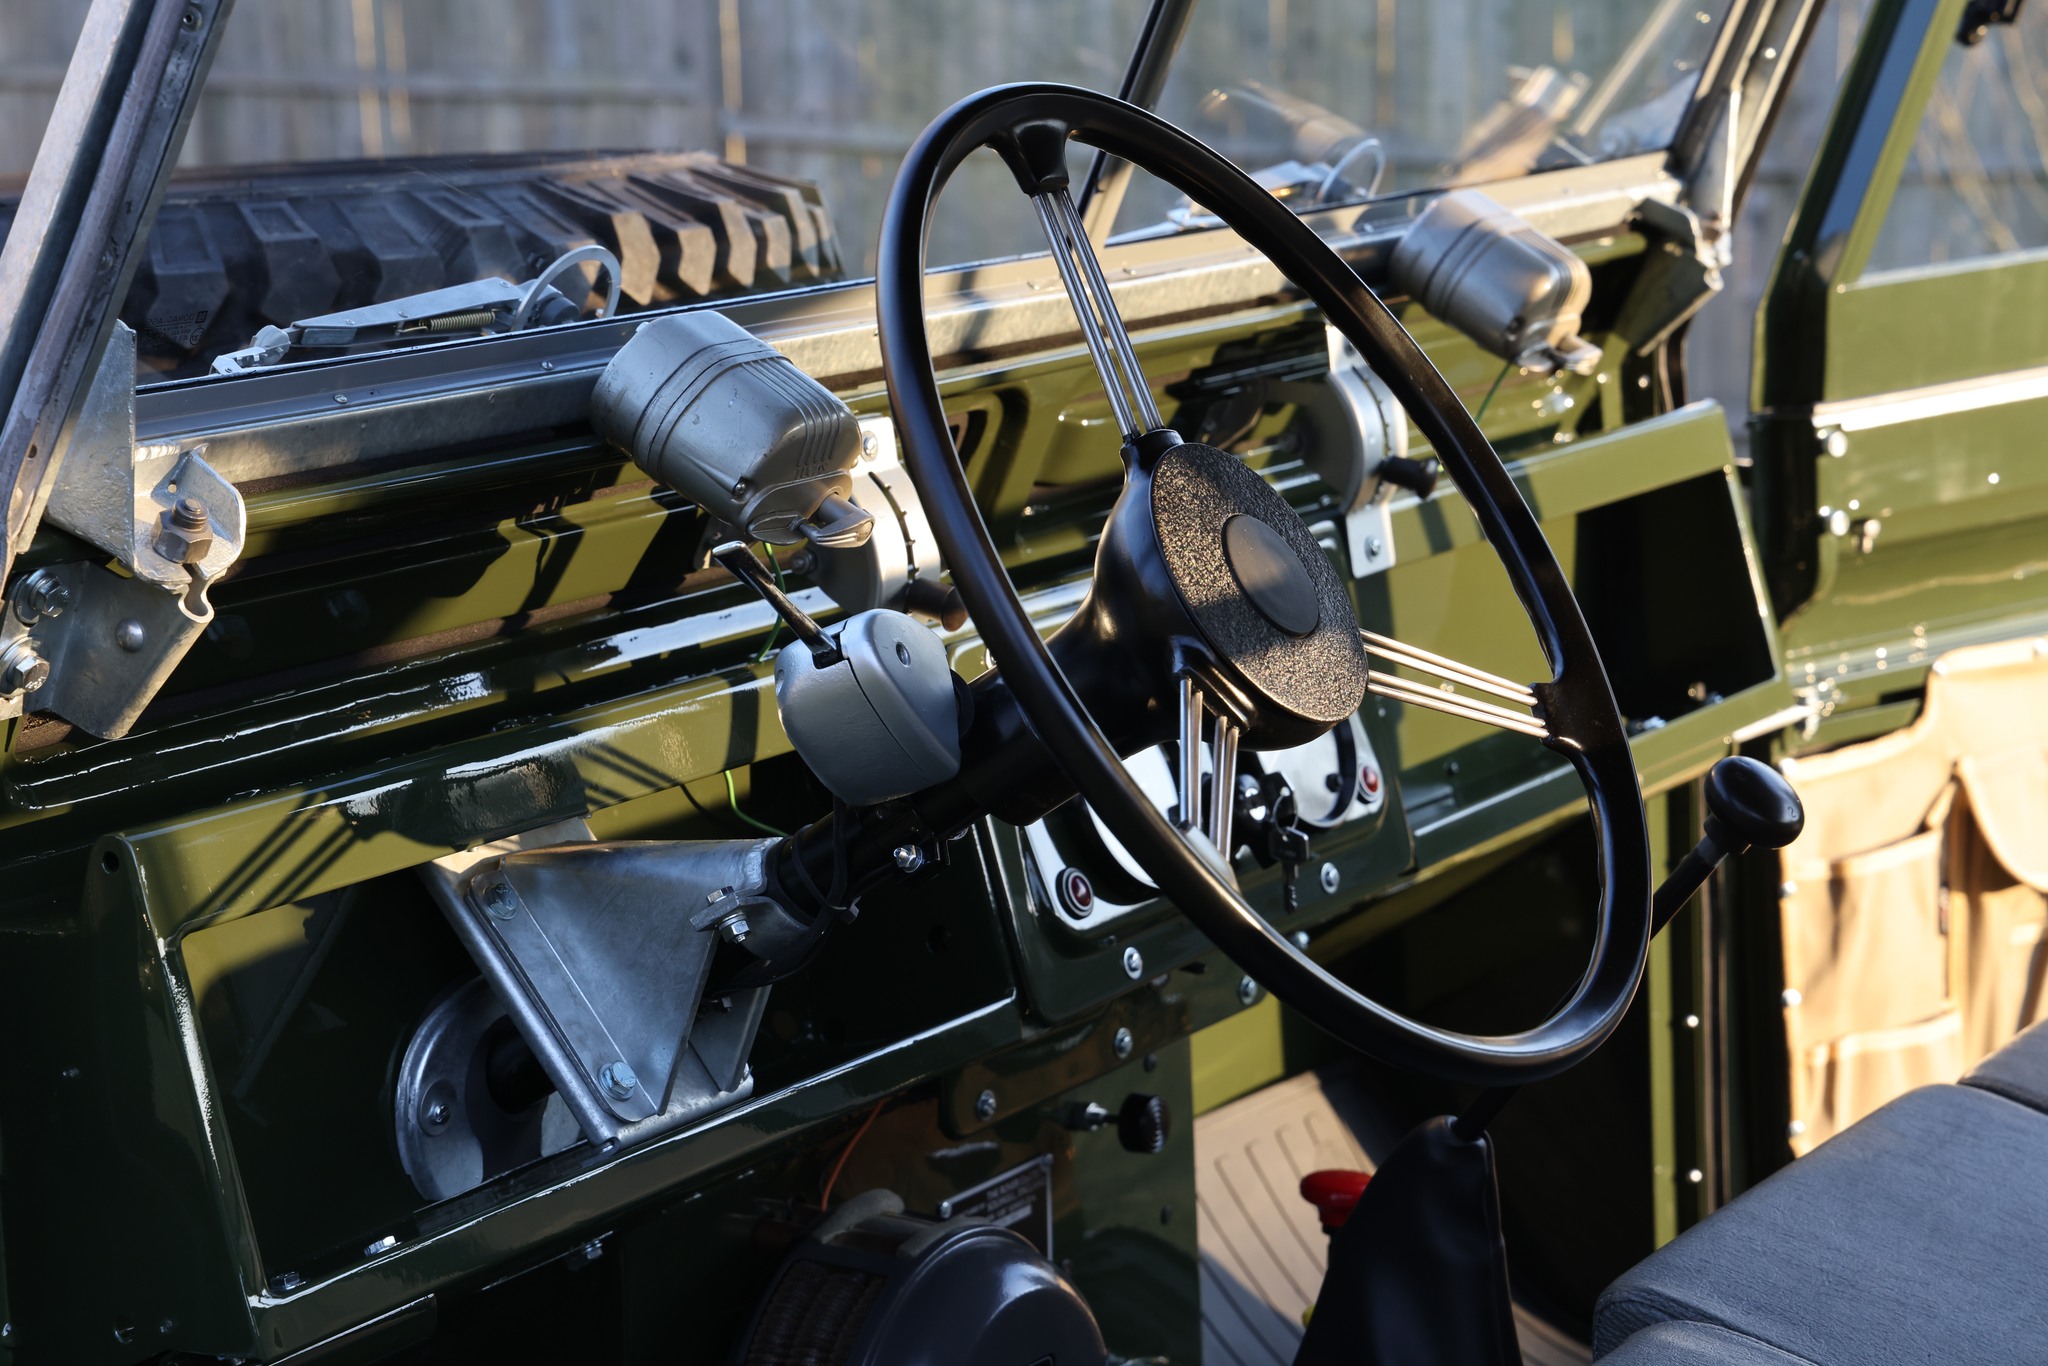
xmin=1117 ymin=1093 xmax=1171 ymax=1155
xmin=1376 ymin=455 xmax=1440 ymax=499
xmin=1703 ymin=756 xmax=1804 ymax=851
xmin=904 ymin=577 xmax=969 ymax=631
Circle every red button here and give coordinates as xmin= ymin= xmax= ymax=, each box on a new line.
xmin=1300 ymin=1169 xmax=1372 ymax=1232
xmin=1360 ymin=763 xmax=1381 ymax=797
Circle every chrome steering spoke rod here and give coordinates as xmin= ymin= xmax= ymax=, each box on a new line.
xmin=1032 ymin=187 xmax=1163 ymax=442
xmin=1359 ymin=629 xmax=1549 ymax=740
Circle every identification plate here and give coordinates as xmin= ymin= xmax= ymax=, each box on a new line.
xmin=936 ymin=1153 xmax=1055 ymax=1256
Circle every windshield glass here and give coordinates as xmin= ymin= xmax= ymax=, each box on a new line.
xmin=1 ymin=1 xmax=1140 ymax=384
xmin=1115 ymin=0 xmax=1732 ymax=234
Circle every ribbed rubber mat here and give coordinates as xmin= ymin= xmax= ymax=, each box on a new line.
xmin=1193 ymin=1067 xmax=1589 ymax=1366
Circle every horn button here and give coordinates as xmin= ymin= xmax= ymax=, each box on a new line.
xmin=1223 ymin=513 xmax=1321 ymax=637
xmin=1131 ymin=440 xmax=1369 ymax=745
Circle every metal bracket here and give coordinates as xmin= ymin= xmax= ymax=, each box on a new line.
xmin=1615 ymin=199 xmax=1731 ymax=359
xmin=0 ymin=321 xmax=247 ymax=737
xmin=1276 ymin=325 xmax=1406 ymax=579
xmin=419 ymin=821 xmax=771 ymax=1155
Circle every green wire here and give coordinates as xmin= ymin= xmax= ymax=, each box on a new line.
xmin=753 ymin=543 xmax=788 ymax=664
xmin=724 ymin=768 xmax=788 ymax=837
xmin=1472 ymin=358 xmax=1514 ymax=424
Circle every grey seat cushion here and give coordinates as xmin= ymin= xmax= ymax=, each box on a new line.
xmin=1963 ymin=1017 xmax=2048 ymax=1114
xmin=1595 ymin=1084 xmax=2048 ymax=1363
xmin=1596 ymin=1321 xmax=1817 ymax=1365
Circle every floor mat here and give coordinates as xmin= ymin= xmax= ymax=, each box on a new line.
xmin=1194 ymin=1068 xmax=1590 ymax=1366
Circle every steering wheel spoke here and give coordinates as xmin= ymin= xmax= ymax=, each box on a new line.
xmin=1359 ymin=629 xmax=1549 ymax=740
xmin=1031 ymin=186 xmax=1164 ymax=444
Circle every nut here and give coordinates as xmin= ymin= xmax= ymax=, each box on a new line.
xmin=152 ymin=496 xmax=214 ymax=566
xmin=10 ymin=568 xmax=69 ymax=623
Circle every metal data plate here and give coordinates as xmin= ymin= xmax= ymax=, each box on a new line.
xmin=935 ymin=1154 xmax=1055 ymax=1257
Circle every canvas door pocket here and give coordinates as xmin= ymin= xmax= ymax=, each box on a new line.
xmin=1784 ymin=826 xmax=1951 ymax=1044
xmin=1794 ymin=1010 xmax=1965 ymax=1154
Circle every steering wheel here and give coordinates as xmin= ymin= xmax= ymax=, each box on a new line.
xmin=876 ymin=84 xmax=1651 ymax=1088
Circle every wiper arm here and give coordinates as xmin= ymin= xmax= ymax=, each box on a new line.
xmin=209 ymin=244 xmax=621 ymax=375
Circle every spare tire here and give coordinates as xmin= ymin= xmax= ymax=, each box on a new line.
xmin=0 ymin=149 xmax=844 ymax=379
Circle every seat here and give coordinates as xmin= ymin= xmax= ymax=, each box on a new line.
xmin=1593 ymin=1020 xmax=2048 ymax=1363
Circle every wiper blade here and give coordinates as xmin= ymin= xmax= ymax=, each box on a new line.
xmin=209 ymin=244 xmax=621 ymax=375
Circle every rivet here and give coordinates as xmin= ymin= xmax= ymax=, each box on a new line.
xmin=115 ymin=618 xmax=147 ymax=652
xmin=1318 ymin=862 xmax=1340 ymax=895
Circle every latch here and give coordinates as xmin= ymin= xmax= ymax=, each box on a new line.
xmin=0 ymin=321 xmax=246 ymax=737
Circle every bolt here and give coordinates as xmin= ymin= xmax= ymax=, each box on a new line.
xmin=364 ymin=1234 xmax=398 ymax=1257
xmin=1825 ymin=507 xmax=1850 ymax=537
xmin=578 ymin=1239 xmax=604 ymax=1262
xmin=481 ymin=881 xmax=519 ymax=920
xmin=153 ymin=497 xmax=213 ymax=565
xmin=974 ymin=1088 xmax=998 ymax=1121
xmin=115 ymin=618 xmax=146 ymax=652
xmin=600 ymin=1061 xmax=638 ymax=1099
xmin=269 ymin=1271 xmax=304 ymax=1295
xmin=1237 ymin=976 xmax=1263 ymax=1006
xmin=1318 ymin=862 xmax=1340 ymax=895
xmin=893 ymin=844 xmax=924 ymax=872
xmin=717 ymin=909 xmax=751 ymax=944
xmin=0 ymin=641 xmax=48 ymax=697
xmin=1824 ymin=429 xmax=1849 ymax=458
xmin=1366 ymin=536 xmax=1384 ymax=558
xmin=11 ymin=568 xmax=69 ymax=623
xmin=1291 ymin=931 xmax=1311 ymax=950
xmin=1112 ymin=1027 xmax=1134 ymax=1059
xmin=861 ymin=432 xmax=879 ymax=461
xmin=1786 ymin=1119 xmax=1807 ymax=1139
xmin=1121 ymin=946 xmax=1144 ymax=979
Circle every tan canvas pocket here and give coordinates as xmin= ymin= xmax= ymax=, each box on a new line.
xmin=1794 ymin=1011 xmax=1964 ymax=1154
xmin=1785 ymin=827 xmax=1951 ymax=1045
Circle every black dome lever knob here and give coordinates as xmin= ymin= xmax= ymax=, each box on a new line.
xmin=1651 ymin=757 xmax=1804 ymax=936
xmin=1703 ymin=754 xmax=1805 ymax=852
xmin=1376 ymin=455 xmax=1440 ymax=499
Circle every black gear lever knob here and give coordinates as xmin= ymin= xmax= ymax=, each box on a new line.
xmin=1376 ymin=455 xmax=1440 ymax=499
xmin=1652 ymin=756 xmax=1805 ymax=935
xmin=1703 ymin=755 xmax=1805 ymax=852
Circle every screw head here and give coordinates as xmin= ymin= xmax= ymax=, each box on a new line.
xmin=11 ymin=568 xmax=69 ymax=623
xmin=1366 ymin=536 xmax=1384 ymax=557
xmin=1237 ymin=976 xmax=1263 ymax=1007
xmin=1112 ymin=1026 xmax=1134 ymax=1060
xmin=481 ymin=881 xmax=518 ymax=920
xmin=861 ymin=432 xmax=880 ymax=461
xmin=364 ymin=1234 xmax=398 ymax=1257
xmin=1121 ymin=946 xmax=1144 ymax=979
xmin=1787 ymin=1119 xmax=1807 ymax=1139
xmin=1291 ymin=931 xmax=1311 ymax=950
xmin=115 ymin=618 xmax=146 ymax=652
xmin=0 ymin=643 xmax=49 ymax=696
xmin=974 ymin=1088 xmax=998 ymax=1121
xmin=1781 ymin=988 xmax=1804 ymax=1008
xmin=600 ymin=1061 xmax=638 ymax=1099
xmin=1318 ymin=862 xmax=1340 ymax=895
xmin=892 ymin=844 xmax=924 ymax=872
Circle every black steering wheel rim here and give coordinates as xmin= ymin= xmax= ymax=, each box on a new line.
xmin=877 ymin=82 xmax=1651 ymax=1088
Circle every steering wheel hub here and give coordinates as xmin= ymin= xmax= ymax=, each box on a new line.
xmin=1117 ymin=439 xmax=1366 ymax=745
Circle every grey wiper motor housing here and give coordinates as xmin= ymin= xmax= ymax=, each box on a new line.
xmin=1388 ymin=190 xmax=1601 ymax=376
xmin=593 ymin=310 xmax=873 ymax=548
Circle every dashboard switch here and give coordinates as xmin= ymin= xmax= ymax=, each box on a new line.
xmin=1117 ymin=1094 xmax=1171 ymax=1155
